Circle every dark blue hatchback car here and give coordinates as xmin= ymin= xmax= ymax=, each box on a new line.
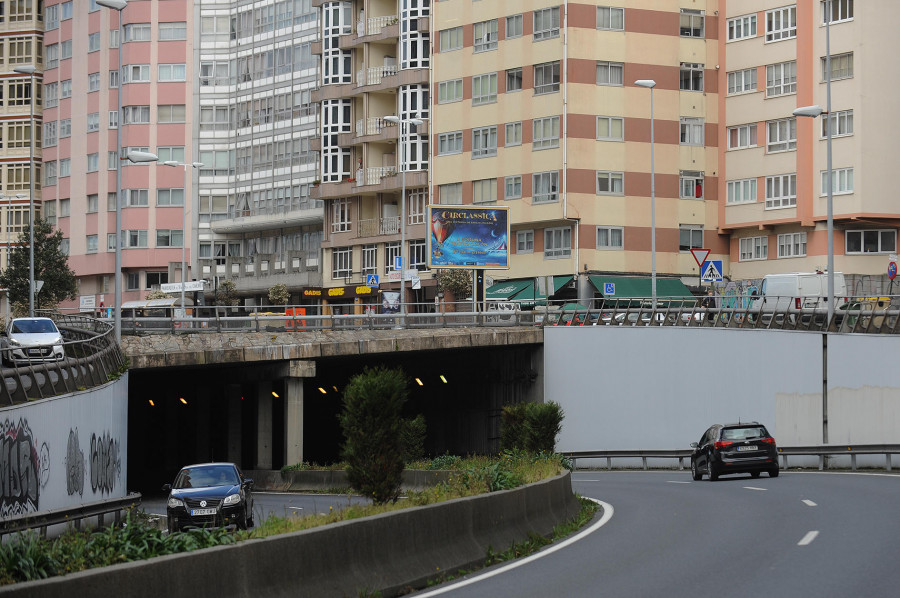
xmin=163 ymin=462 xmax=255 ymax=533
xmin=691 ymin=423 xmax=779 ymax=481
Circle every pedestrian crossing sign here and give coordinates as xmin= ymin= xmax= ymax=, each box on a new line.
xmin=701 ymin=260 xmax=723 ymax=282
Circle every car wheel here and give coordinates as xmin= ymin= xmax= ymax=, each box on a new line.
xmin=769 ymin=467 xmax=780 ymax=478
xmin=691 ymin=460 xmax=702 ymax=481
xmin=708 ymin=460 xmax=718 ymax=481
xmin=751 ymin=471 xmax=761 ymax=478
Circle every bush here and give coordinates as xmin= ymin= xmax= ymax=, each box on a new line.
xmin=500 ymin=403 xmax=528 ymax=452
xmin=339 ymin=366 xmax=409 ymax=504
xmin=400 ymin=414 xmax=427 ymax=463
xmin=500 ymin=402 xmax=565 ymax=453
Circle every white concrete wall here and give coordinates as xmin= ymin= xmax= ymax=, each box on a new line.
xmin=0 ymin=375 xmax=129 ymax=517
xmin=546 ymin=328 xmax=900 ymax=464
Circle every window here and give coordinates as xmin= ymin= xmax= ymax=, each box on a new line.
xmin=88 ymin=72 xmax=100 ymax=92
xmin=124 ymin=230 xmax=149 ymax=248
xmin=534 ymin=61 xmax=560 ymax=95
xmin=679 ymin=225 xmax=704 ymax=252
xmin=331 ymin=198 xmax=351 ymax=233
xmin=110 ymin=29 xmax=119 ymax=48
xmin=596 ymin=116 xmax=624 ymax=141
xmin=728 ymin=123 xmax=757 ymax=150
xmin=473 ymin=179 xmax=497 ymax=204
xmin=123 ymin=105 xmax=151 ymax=124
xmin=680 ymin=63 xmax=704 ymax=91
xmin=145 ymin=272 xmax=168 ymax=290
xmin=156 ymin=229 xmax=184 ymax=248
xmin=766 ymin=6 xmax=797 ymax=42
xmin=545 ymin=227 xmax=571 ymax=258
xmin=474 ymin=19 xmax=498 ymax=52
xmin=159 ymin=22 xmax=188 ymax=40
xmin=767 ymin=61 xmax=797 ymax=97
xmin=680 ymin=171 xmax=704 ymax=199
xmin=332 ymin=247 xmax=352 ymax=279
xmin=823 ymin=109 xmax=853 ymax=137
xmin=60 ymin=198 xmax=70 ymax=217
xmin=728 ymin=14 xmax=757 ymax=41
xmin=87 ymin=235 xmax=98 ymax=254
xmin=46 ymin=44 xmax=59 ymax=69
xmin=597 ymin=226 xmax=624 ymax=250
xmin=108 ymin=152 xmax=118 ymax=169
xmin=158 ymin=105 xmax=186 ymax=123
xmin=124 ymin=23 xmax=151 ymax=42
xmin=45 ymin=82 xmax=58 ymax=108
xmin=727 ymin=179 xmax=757 ymax=204
xmin=680 ymin=118 xmax=704 ymax=146
xmin=157 ymin=146 xmax=185 ymax=163
xmin=438 ymin=183 xmax=461 ymax=205
xmin=87 ymin=194 xmax=99 ymax=213
xmin=159 ymin=64 xmax=186 ymax=82
xmin=506 ymin=68 xmax=522 ymax=92
xmin=766 ymin=174 xmax=797 ymax=208
xmin=409 ymin=191 xmax=426 ymax=225
xmin=505 ymin=176 xmax=522 ymax=200
xmin=125 ymin=189 xmax=150 ymax=207
xmin=821 ymin=167 xmax=854 ymax=195
xmin=534 ymin=7 xmax=560 ymax=41
xmin=60 ymin=159 xmax=71 ymax=178
xmin=88 ymin=33 xmax=100 ymax=52
xmin=438 ymin=131 xmax=462 ymax=155
xmin=109 ymin=70 xmax=119 ymax=88
xmin=45 ymin=162 xmax=58 ymax=186
xmin=533 ymin=171 xmax=559 ymax=203
xmin=384 ymin=242 xmax=400 ymax=272
xmin=596 ymin=61 xmax=624 ymax=86
xmin=778 ymin=232 xmax=806 ymax=258
xmin=472 ymin=126 xmax=498 ymax=158
xmin=506 ymin=14 xmax=523 ymax=38
xmin=61 ymin=80 xmax=72 ymax=98
xmin=727 ymin=68 xmax=757 ymax=95
xmin=823 ymin=52 xmax=853 ymax=81
xmin=122 ymin=64 xmax=151 ymax=83
xmin=823 ymin=0 xmax=853 ymax=24
xmin=61 ymin=40 xmax=73 ymax=60
xmin=440 ymin=27 xmax=462 ymax=52
xmin=43 ymin=122 xmax=57 ymax=147
xmin=107 ymin=234 xmax=117 ymax=251
xmin=438 ymin=79 xmax=463 ymax=104
xmin=87 ymin=153 xmax=99 ymax=172
xmin=516 ymin=230 xmax=534 ymax=253
xmin=109 ymin=111 xmax=119 ymax=129
xmin=505 ymin=122 xmax=522 ymax=146
xmin=157 ymin=188 xmax=184 ymax=206
xmin=680 ymin=9 xmax=704 ymax=37
xmin=532 ymin=116 xmax=560 ymax=150
xmin=597 ymin=7 xmax=624 ymax=31
xmin=472 ymin=73 xmax=497 ymax=105
xmin=740 ymin=236 xmax=769 ymax=261
xmin=361 ymin=244 xmax=376 ymax=276
xmin=767 ymin=118 xmax=797 ymax=153
xmin=596 ymin=171 xmax=624 ymax=195
xmin=87 ymin=112 xmax=100 ymax=132
xmin=47 ymin=4 xmax=60 ymax=30
xmin=126 ymin=273 xmax=139 ymax=290
xmin=846 ymin=230 xmax=896 ymax=254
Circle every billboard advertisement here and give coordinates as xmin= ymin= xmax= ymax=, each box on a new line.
xmin=427 ymin=205 xmax=510 ymax=269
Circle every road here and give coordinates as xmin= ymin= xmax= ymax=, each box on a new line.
xmin=410 ymin=470 xmax=900 ymax=598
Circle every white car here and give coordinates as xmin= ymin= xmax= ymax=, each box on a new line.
xmin=1 ymin=317 xmax=65 ymax=365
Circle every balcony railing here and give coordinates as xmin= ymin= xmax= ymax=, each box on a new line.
xmin=358 ymin=216 xmax=400 ymax=237
xmin=356 ymin=116 xmax=389 ymax=137
xmin=358 ymin=14 xmax=398 ymax=36
xmin=360 ymin=166 xmax=396 ymax=186
xmin=356 ymin=64 xmax=398 ymax=87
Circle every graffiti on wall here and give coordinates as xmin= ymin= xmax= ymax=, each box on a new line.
xmin=66 ymin=428 xmax=86 ymax=497
xmin=90 ymin=432 xmax=121 ymax=494
xmin=0 ymin=419 xmax=50 ymax=516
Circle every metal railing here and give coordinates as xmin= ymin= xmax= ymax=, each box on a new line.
xmin=0 ymin=492 xmax=142 ymax=538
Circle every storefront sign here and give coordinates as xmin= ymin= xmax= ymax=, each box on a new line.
xmin=324 ymin=285 xmax=376 ymax=299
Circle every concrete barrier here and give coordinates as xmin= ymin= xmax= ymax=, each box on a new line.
xmin=244 ymin=468 xmax=454 ymax=492
xmin=1 ymin=472 xmax=581 ymax=598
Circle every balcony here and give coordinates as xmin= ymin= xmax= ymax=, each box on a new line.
xmin=199 ymin=251 xmax=322 ymax=294
xmin=358 ymin=216 xmax=399 ymax=237
xmin=211 ymin=204 xmax=324 ymax=235
xmin=357 ymin=64 xmax=398 ymax=88
xmin=312 ymin=168 xmax=427 ymax=200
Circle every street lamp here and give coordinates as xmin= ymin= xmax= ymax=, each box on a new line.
xmin=794 ymin=9 xmax=834 ymax=330
xmin=97 ymin=0 xmax=128 ymax=342
xmin=13 ymin=66 xmax=40 ymax=317
xmin=383 ymin=115 xmax=424 ymax=320
xmin=126 ymin=151 xmax=202 ymax=313
xmin=635 ymin=79 xmax=657 ymax=308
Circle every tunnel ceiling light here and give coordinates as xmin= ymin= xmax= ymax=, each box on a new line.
xmin=180 ymin=398 xmax=188 ymax=405
xmin=440 ymin=375 xmax=448 ymax=384
xmin=318 ymin=387 xmax=327 ymax=394
xmin=332 ymin=385 xmax=338 ymax=392
xmin=148 ymin=400 xmax=155 ymax=407
xmin=415 ymin=378 xmax=424 ymax=386
xmin=272 ymin=391 xmax=279 ymax=398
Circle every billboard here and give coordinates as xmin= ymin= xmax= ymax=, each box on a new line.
xmin=427 ymin=205 xmax=510 ymax=269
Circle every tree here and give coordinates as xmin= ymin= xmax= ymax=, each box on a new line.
xmin=0 ymin=218 xmax=76 ymax=312
xmin=268 ymin=283 xmax=290 ymax=306
xmin=216 ymin=279 xmax=239 ymax=306
xmin=339 ymin=366 xmax=409 ymax=504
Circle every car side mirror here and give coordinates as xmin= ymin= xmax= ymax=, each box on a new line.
xmin=690 ymin=442 xmax=698 ymax=449
xmin=162 ymin=483 xmax=172 ymax=492
xmin=243 ymin=478 xmax=254 ymax=489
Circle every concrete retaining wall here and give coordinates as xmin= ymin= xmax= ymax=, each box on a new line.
xmin=1 ymin=471 xmax=580 ymax=598
xmin=245 ymin=469 xmax=453 ymax=492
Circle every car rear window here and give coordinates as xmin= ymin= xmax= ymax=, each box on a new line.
xmin=722 ymin=426 xmax=767 ymax=441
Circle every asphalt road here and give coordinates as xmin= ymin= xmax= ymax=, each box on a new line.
xmin=409 ymin=470 xmax=900 ymax=598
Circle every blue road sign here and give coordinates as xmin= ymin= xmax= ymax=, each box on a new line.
xmin=604 ymin=282 xmax=616 ymax=295
xmin=366 ymin=274 xmax=379 ymax=287
xmin=701 ymin=260 xmax=724 ymax=282
xmin=394 ymin=256 xmax=403 ymax=271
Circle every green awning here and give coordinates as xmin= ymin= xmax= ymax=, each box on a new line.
xmin=589 ymin=276 xmax=695 ymax=300
xmin=497 ymin=275 xmax=573 ymax=302
xmin=485 ymin=279 xmax=534 ymax=300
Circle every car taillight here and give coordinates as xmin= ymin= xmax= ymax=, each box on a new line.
xmin=714 ymin=440 xmax=733 ymax=449
xmin=761 ymin=437 xmax=776 ymax=445
xmin=795 ymin=298 xmax=802 ymax=309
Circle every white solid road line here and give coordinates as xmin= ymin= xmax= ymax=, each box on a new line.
xmin=411 ymin=499 xmax=614 ymax=597
xmin=667 ymin=481 xmax=691 ymax=484
xmin=798 ymin=531 xmax=819 ymax=546
xmin=743 ymin=486 xmax=767 ymax=491
xmin=802 ymin=499 xmax=817 ymax=506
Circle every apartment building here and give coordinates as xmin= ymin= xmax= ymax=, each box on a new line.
xmin=723 ymin=0 xmax=898 ymax=289
xmin=312 ymin=0 xmax=431 ymax=313
xmin=1 ymin=1 xmax=43 ymax=273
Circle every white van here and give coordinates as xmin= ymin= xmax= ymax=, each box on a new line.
xmin=752 ymin=272 xmax=847 ymax=322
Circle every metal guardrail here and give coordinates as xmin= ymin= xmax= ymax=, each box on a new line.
xmin=0 ymin=492 xmax=142 ymax=537
xmin=564 ymin=444 xmax=900 ymax=472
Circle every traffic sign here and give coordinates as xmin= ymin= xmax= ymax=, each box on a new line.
xmin=889 ymin=262 xmax=897 ymax=281
xmin=366 ymin=274 xmax=379 ymax=287
xmin=603 ymin=282 xmax=616 ymax=296
xmin=701 ymin=260 xmax=723 ymax=282
xmin=393 ymin=256 xmax=403 ymax=271
xmin=690 ymin=248 xmax=710 ymax=267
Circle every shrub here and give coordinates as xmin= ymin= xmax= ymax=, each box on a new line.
xmin=500 ymin=402 xmax=565 ymax=453
xmin=428 ymin=453 xmax=461 ymax=470
xmin=339 ymin=366 xmax=409 ymax=504
xmin=400 ymin=414 xmax=427 ymax=464
xmin=499 ymin=403 xmax=528 ymax=451
xmin=268 ymin=283 xmax=290 ymax=306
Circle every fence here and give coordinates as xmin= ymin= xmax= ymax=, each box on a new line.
xmin=0 ymin=493 xmax=142 ymax=538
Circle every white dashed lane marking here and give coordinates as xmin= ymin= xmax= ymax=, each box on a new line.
xmin=802 ymin=499 xmax=817 ymax=507
xmin=743 ymin=486 xmax=767 ymax=491
xmin=798 ymin=531 xmax=819 ymax=546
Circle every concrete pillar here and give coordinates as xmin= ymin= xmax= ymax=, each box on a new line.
xmin=195 ymin=385 xmax=211 ymax=463
xmin=256 ymin=381 xmax=273 ymax=470
xmin=284 ymin=360 xmax=315 ymax=467
xmin=225 ymin=384 xmax=242 ymax=464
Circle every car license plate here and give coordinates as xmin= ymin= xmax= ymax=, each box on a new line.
xmin=190 ymin=508 xmax=216 ymax=516
xmin=737 ymin=445 xmax=757 ymax=452
xmin=28 ymin=349 xmax=41 ymax=355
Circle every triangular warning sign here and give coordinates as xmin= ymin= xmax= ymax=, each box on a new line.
xmin=702 ymin=261 xmax=721 ymax=281
xmin=690 ymin=248 xmax=710 ymax=267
